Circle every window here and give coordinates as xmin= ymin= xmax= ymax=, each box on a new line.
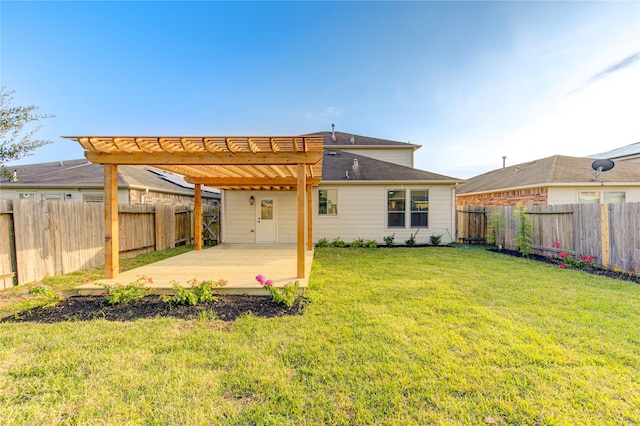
xmin=387 ymin=189 xmax=406 ymax=227
xmin=388 ymin=189 xmax=429 ymax=228
xmin=578 ymin=192 xmax=600 ymax=204
xmin=318 ymin=189 xmax=338 ymax=215
xmin=41 ymin=193 xmax=63 ymax=200
xmin=579 ymin=191 xmax=626 ymax=204
xmin=18 ymin=192 xmax=35 ymax=199
xmin=83 ymin=194 xmax=104 ymax=203
xmin=604 ymin=192 xmax=625 ymax=203
xmin=410 ymin=190 xmax=429 ymax=228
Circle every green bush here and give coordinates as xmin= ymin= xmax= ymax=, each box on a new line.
xmin=429 ymin=234 xmax=442 ymax=246
xmin=101 ymin=276 xmax=153 ymax=305
xmin=315 ymin=238 xmax=330 ymax=248
xmin=331 ymin=237 xmax=347 ymax=248
xmin=163 ymin=278 xmax=228 ymax=306
xmin=405 ymin=229 xmax=420 ymax=246
xmin=383 ymin=233 xmax=395 ymax=247
xmin=350 ymin=238 xmax=365 ymax=248
xmin=365 ymin=240 xmax=378 ymax=248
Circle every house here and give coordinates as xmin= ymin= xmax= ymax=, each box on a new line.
xmin=589 ymin=141 xmax=640 ymax=163
xmin=0 ymin=159 xmax=220 ymax=205
xmin=221 ymin=130 xmax=463 ymax=246
xmin=456 ymin=154 xmax=640 ymax=207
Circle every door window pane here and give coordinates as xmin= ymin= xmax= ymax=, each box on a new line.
xmin=261 ymin=200 xmax=273 ymax=220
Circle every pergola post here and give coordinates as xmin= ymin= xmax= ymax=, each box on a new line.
xmin=297 ymin=163 xmax=306 ymax=278
xmin=307 ymin=183 xmax=313 ymax=251
xmin=104 ymin=164 xmax=119 ymax=279
xmin=194 ymin=184 xmax=203 ymax=250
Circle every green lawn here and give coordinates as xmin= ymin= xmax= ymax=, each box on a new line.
xmin=1 ymin=247 xmax=639 ymax=425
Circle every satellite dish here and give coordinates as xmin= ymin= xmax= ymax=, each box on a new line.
xmin=591 ymin=159 xmax=615 ymax=172
xmin=591 ymin=159 xmax=615 ymax=181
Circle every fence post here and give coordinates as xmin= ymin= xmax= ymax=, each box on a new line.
xmin=601 ymin=202 xmax=610 ymax=267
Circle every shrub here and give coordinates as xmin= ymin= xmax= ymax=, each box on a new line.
xmin=405 ymin=229 xmax=420 ymax=246
xmin=163 ymin=278 xmax=227 ymax=305
xmin=365 ymin=240 xmax=378 ymax=248
xmin=429 ymin=234 xmax=442 ymax=246
xmin=255 ymin=274 xmax=300 ymax=308
xmin=513 ymin=203 xmax=534 ymax=256
xmin=331 ymin=237 xmax=347 ymax=248
xmin=315 ymin=238 xmax=330 ymax=248
xmin=28 ymin=284 xmax=64 ymax=307
xmin=383 ymin=233 xmax=395 ymax=247
xmin=101 ymin=275 xmax=153 ymax=305
xmin=350 ymin=238 xmax=365 ymax=248
xmin=486 ymin=211 xmax=505 ymax=247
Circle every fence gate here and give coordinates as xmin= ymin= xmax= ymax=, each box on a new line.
xmin=457 ymin=207 xmax=487 ymax=244
xmin=202 ymin=206 xmax=220 ymax=246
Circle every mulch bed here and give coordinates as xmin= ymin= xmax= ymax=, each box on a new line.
xmin=492 ymin=248 xmax=640 ymax=284
xmin=2 ymin=295 xmax=308 ymax=324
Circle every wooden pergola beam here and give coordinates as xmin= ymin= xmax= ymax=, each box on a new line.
xmin=85 ymin=151 xmax=322 ymax=166
xmin=184 ymin=177 xmax=322 ymax=186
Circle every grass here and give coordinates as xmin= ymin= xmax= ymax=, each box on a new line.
xmin=1 ymin=247 xmax=639 ymax=424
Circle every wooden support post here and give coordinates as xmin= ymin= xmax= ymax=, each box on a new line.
xmin=194 ymin=184 xmax=203 ymax=250
xmin=601 ymin=202 xmax=610 ymax=266
xmin=104 ymin=164 xmax=119 ymax=279
xmin=297 ymin=164 xmax=306 ymax=278
xmin=307 ymin=184 xmax=313 ymax=251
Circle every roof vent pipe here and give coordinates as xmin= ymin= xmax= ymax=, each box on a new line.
xmin=331 ymin=123 xmax=336 ymax=141
xmin=350 ymin=135 xmax=355 ymax=144
xmin=11 ymin=170 xmax=18 ymax=182
xmin=345 ymin=170 xmax=349 ymax=179
xmin=502 ymin=156 xmax=506 ymax=169
xmin=353 ymin=158 xmax=359 ymax=167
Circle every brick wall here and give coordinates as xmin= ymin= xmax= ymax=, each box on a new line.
xmin=456 ymin=187 xmax=548 ymax=207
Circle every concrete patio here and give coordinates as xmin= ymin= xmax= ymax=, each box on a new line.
xmin=76 ymin=244 xmax=314 ymax=295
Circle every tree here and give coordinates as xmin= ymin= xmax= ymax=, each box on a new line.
xmin=0 ymin=87 xmax=53 ymax=179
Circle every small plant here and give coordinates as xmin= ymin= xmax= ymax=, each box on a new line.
xmin=383 ymin=233 xmax=395 ymax=247
xmin=429 ymin=234 xmax=442 ymax=246
xmin=163 ymin=278 xmax=227 ymax=305
xmin=350 ymin=238 xmax=365 ymax=248
xmin=486 ymin=210 xmax=505 ymax=247
xmin=405 ymin=229 xmax=420 ymax=246
xmin=331 ymin=237 xmax=347 ymax=248
xmin=315 ymin=238 xmax=330 ymax=248
xmin=28 ymin=284 xmax=64 ymax=308
xmin=101 ymin=275 xmax=153 ymax=305
xmin=255 ymin=274 xmax=300 ymax=308
xmin=513 ymin=203 xmax=534 ymax=256
xmin=552 ymin=242 xmax=598 ymax=270
xmin=365 ymin=240 xmax=378 ymax=248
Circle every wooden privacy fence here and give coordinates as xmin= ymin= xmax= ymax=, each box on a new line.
xmin=457 ymin=203 xmax=640 ymax=271
xmin=0 ymin=200 xmax=219 ymax=289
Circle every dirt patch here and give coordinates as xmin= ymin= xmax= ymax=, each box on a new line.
xmin=1 ymin=295 xmax=308 ymax=323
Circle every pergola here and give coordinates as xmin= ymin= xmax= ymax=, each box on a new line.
xmin=64 ymin=136 xmax=324 ymax=280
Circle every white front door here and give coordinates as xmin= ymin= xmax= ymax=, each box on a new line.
xmin=256 ymin=197 xmax=276 ymax=243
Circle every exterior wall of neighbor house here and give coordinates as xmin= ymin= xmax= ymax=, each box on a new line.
xmin=547 ymin=186 xmax=640 ymax=204
xmin=0 ymin=188 xmax=129 ymax=204
xmin=331 ymin=148 xmax=414 ymax=168
xmin=222 ymin=190 xmax=303 ymax=244
xmin=313 ymin=183 xmax=456 ymax=245
xmin=456 ymin=187 xmax=549 ymax=207
xmin=129 ymin=188 xmax=218 ymax=206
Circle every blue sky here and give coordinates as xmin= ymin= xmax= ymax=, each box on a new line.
xmin=2 ymin=1 xmax=638 ymax=179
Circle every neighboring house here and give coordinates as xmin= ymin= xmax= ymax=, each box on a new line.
xmin=222 ymin=130 xmax=463 ymax=245
xmin=0 ymin=159 xmax=220 ymax=205
xmin=589 ymin=141 xmax=640 ymax=163
xmin=456 ymin=155 xmax=640 ymax=207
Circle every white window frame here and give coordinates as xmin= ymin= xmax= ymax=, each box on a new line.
xmin=386 ymin=188 xmax=429 ymax=229
xmin=317 ymin=188 xmax=339 ymax=216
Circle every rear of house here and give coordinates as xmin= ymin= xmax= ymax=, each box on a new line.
xmin=222 ymin=130 xmax=462 ymax=246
